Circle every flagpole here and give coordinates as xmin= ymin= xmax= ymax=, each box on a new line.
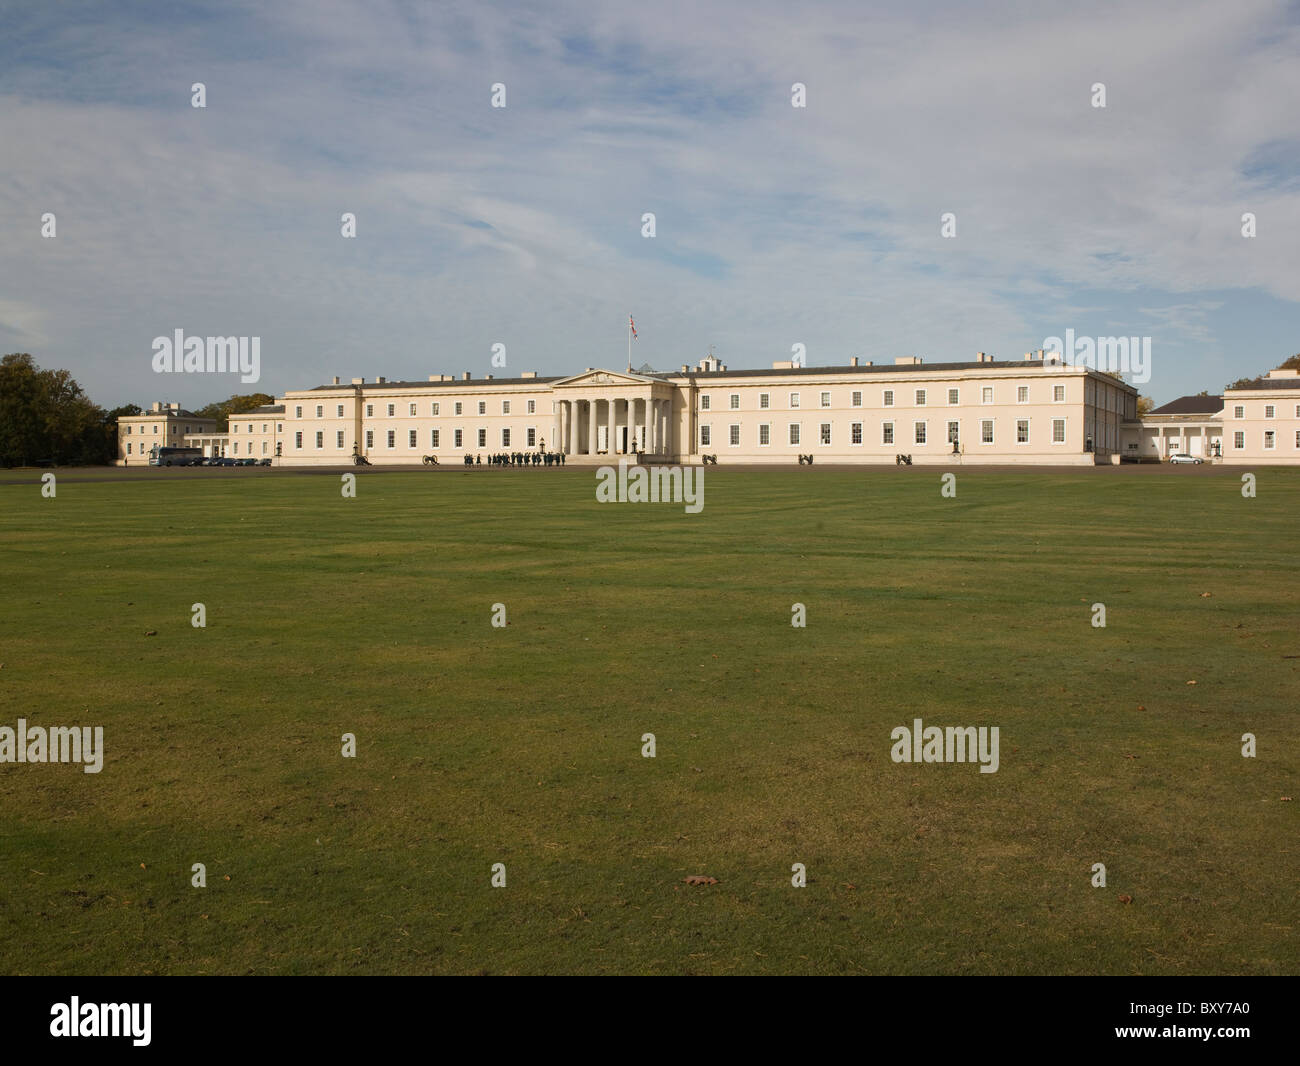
xmin=627 ymin=314 xmax=632 ymax=372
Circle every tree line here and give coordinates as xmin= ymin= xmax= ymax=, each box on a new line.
xmin=0 ymin=352 xmax=273 ymax=467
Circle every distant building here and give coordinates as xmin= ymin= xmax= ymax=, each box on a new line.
xmin=115 ymin=359 xmax=1300 ymax=467
xmin=1139 ymin=395 xmax=1224 ymax=459
xmin=1221 ymin=369 xmax=1300 ymax=463
xmin=116 ymin=402 xmax=217 ymax=463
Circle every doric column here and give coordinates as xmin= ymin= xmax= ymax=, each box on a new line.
xmin=587 ymin=400 xmax=597 ymax=455
xmin=607 ymin=397 xmax=616 ymax=454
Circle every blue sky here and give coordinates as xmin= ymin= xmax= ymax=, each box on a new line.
xmin=2 ymin=0 xmax=1298 ymax=408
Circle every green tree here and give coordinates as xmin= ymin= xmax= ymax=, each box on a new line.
xmin=0 ymin=354 xmax=107 ymax=466
xmin=194 ymin=392 xmax=276 ymax=431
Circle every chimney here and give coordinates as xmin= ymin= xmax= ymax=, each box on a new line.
xmin=521 ymin=371 xmax=537 ymax=379
xmin=976 ymin=352 xmax=993 ymax=363
xmin=681 ymin=365 xmax=689 ymax=373
xmin=377 ymin=376 xmax=387 ymax=384
xmin=485 ymin=374 xmax=494 ymax=380
xmin=894 ymin=356 xmax=922 ymax=365
xmin=462 ymin=372 xmax=472 ymax=381
xmin=865 ymin=361 xmax=873 ymax=366
xmin=332 ymin=376 xmax=340 ymax=385
xmin=771 ymin=360 xmax=794 ymax=369
xmin=351 ymin=377 xmax=365 ymax=384
xmin=850 ymin=356 xmax=859 ymax=367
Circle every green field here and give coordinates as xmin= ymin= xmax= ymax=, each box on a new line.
xmin=0 ymin=466 xmax=1296 ymax=975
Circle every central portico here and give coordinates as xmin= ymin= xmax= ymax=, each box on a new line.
xmin=550 ymin=369 xmax=677 ymax=460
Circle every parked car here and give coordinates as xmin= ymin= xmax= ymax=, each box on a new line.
xmin=1169 ymin=453 xmax=1203 ymax=464
xmin=258 ymin=458 xmax=272 ymax=466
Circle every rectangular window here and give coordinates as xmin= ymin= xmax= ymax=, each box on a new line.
xmin=948 ymin=388 xmax=959 ymax=405
xmin=337 ymin=405 xmax=344 ymax=417
xmin=914 ymin=422 xmax=927 ymax=445
xmin=337 ymin=431 xmax=344 ymax=448
xmin=1265 ymin=404 xmax=1275 ymax=418
xmin=915 ymin=389 xmax=926 ymax=406
xmin=1017 ymin=386 xmax=1028 ymax=404
xmin=1295 ymin=430 xmax=1300 ymax=449
xmin=478 ymin=429 xmax=487 ymax=447
xmin=820 ymin=391 xmax=831 ymax=408
xmin=790 ymin=392 xmax=800 ymax=408
xmin=455 ymin=402 xmax=463 ymax=416
xmin=366 ymin=405 xmax=374 ymax=417
xmin=409 ymin=430 xmax=417 ymax=447
xmin=759 ymin=423 xmax=771 ymax=446
xmin=316 ymin=405 xmax=323 ymax=418
xmin=527 ymin=400 xmax=535 ymax=414
xmin=295 ymin=431 xmax=303 ymax=449
xmin=882 ymin=422 xmax=894 ymax=445
xmin=1295 ymin=405 xmax=1300 ymax=419
xmin=1052 ymin=419 xmax=1066 ymax=444
xmin=295 ymin=406 xmax=303 ymax=418
xmin=262 ymin=442 xmax=268 ymax=454
xmin=1264 ymin=430 xmax=1275 ymax=449
xmin=527 ymin=428 xmax=536 ymax=447
xmin=982 ymin=387 xmax=993 ymax=404
xmin=820 ymin=423 xmax=831 ymax=445
xmin=730 ymin=394 xmax=740 ymax=410
xmin=387 ymin=404 xmax=395 ymax=417
xmin=947 ymin=420 xmax=959 ymax=444
xmin=233 ymin=442 xmax=239 ymax=455
xmin=1053 ymin=385 xmax=1065 ymax=402
xmin=1233 ymin=405 xmax=1244 ymax=419
xmin=760 ymin=393 xmax=771 ymax=409
xmin=366 ymin=430 xmax=374 ymax=449
xmin=700 ymin=425 xmax=711 ymax=447
xmin=453 ymin=429 xmax=462 ymax=449
xmin=729 ymin=424 xmax=740 ymax=446
xmin=701 ymin=395 xmax=711 ymax=410
xmin=851 ymin=422 xmax=862 ymax=445
xmin=981 ymin=419 xmax=994 ymax=444
xmin=502 ymin=428 xmax=511 ymax=447
xmin=478 ymin=402 xmax=486 ymax=416
xmin=851 ymin=391 xmax=862 ymax=407
xmin=387 ymin=430 xmax=395 ymax=448
xmin=503 ymin=401 xmax=511 ymax=415
xmin=789 ymin=423 xmax=801 ymax=445
xmin=431 ymin=430 xmax=439 ymax=448
xmin=432 ymin=402 xmax=440 ymax=416
xmin=1017 ymin=419 xmax=1029 ymax=443
xmin=1234 ymin=431 xmax=1244 ymax=449
xmin=315 ymin=431 xmax=323 ymax=448
xmin=126 ymin=442 xmax=132 ymax=454
xmin=883 ymin=390 xmax=894 ymax=407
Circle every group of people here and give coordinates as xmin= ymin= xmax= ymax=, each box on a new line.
xmin=463 ymin=451 xmax=567 ymax=467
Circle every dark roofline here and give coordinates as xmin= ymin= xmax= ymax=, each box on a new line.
xmin=1149 ymin=395 xmax=1223 ymax=415
xmin=1227 ymin=378 xmax=1300 ymax=391
xmin=300 ymin=359 xmax=1140 ymax=392
xmin=662 ymin=359 xmax=1137 ymax=388
xmin=121 ymin=409 xmax=214 ymax=420
xmin=306 ymin=375 xmax=565 ymax=391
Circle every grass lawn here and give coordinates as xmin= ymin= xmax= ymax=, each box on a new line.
xmin=0 ymin=465 xmax=1296 ymax=974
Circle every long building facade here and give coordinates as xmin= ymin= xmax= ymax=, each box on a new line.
xmin=116 ymin=354 xmax=1300 ymax=467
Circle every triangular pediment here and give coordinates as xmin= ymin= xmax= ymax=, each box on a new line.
xmin=551 ymin=368 xmax=659 ymax=388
